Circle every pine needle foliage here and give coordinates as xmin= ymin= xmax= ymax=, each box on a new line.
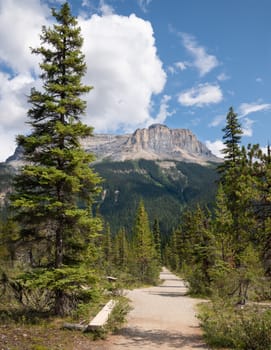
xmin=10 ymin=2 xmax=102 ymax=316
xmin=131 ymin=200 xmax=160 ymax=284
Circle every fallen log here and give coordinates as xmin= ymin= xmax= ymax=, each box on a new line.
xmin=62 ymin=322 xmax=87 ymax=331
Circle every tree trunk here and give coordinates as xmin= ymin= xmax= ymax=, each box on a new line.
xmin=55 ymin=288 xmax=65 ymax=316
xmin=55 ymin=225 xmax=64 ymax=315
xmin=55 ymin=225 xmax=63 ymax=268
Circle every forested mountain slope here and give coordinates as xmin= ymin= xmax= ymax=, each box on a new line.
xmin=94 ymin=159 xmax=219 ymax=234
xmin=2 ymin=124 xmax=220 ymax=234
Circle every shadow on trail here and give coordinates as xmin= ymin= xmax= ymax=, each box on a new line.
xmin=160 ymin=277 xmax=181 ymax=283
xmin=148 ymin=291 xmax=187 ymax=297
xmin=115 ymin=327 xmax=208 ymax=349
xmin=157 ymin=285 xmax=186 ymax=289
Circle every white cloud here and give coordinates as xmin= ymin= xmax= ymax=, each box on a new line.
xmin=242 ymin=117 xmax=255 ymax=137
xmin=239 ymin=102 xmax=271 ymax=117
xmin=180 ymin=33 xmax=219 ymax=77
xmin=237 ymin=102 xmax=271 ymax=138
xmin=79 ymin=13 xmax=166 ymax=133
xmin=0 ymin=71 xmax=36 ymax=160
xmin=0 ymin=0 xmax=50 ymax=74
xmin=178 ymin=83 xmax=223 ymax=107
xmin=137 ymin=0 xmax=152 ymax=13
xmin=175 ymin=61 xmax=188 ymax=71
xmin=208 ymin=114 xmax=225 ymax=127
xmin=153 ymin=95 xmax=175 ymax=124
xmin=168 ymin=61 xmax=188 ymax=74
xmin=168 ymin=66 xmax=176 ymax=74
xmin=217 ymin=72 xmax=230 ymax=81
xmin=99 ymin=0 xmax=114 ymax=16
xmin=205 ymin=140 xmax=224 ymax=158
xmin=0 ymin=2 xmax=167 ymax=161
xmin=0 ymin=0 xmax=51 ymax=161
xmin=82 ymin=0 xmax=90 ymax=7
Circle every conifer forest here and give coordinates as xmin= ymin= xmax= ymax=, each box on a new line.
xmin=0 ymin=3 xmax=271 ymax=350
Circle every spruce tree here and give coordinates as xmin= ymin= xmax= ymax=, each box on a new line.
xmin=251 ymin=145 xmax=271 ymax=274
xmin=220 ymin=106 xmax=243 ymax=174
xmin=132 ymin=201 xmax=159 ymax=284
xmin=152 ymin=218 xmax=162 ymax=263
xmin=218 ymin=108 xmax=250 ymax=264
xmin=10 ymin=3 xmax=102 ymax=315
xmin=213 ymin=184 xmax=234 ymax=264
xmin=167 ymin=228 xmax=180 ymax=271
xmin=102 ymin=223 xmax=113 ymax=273
xmin=113 ymin=227 xmax=129 ymax=270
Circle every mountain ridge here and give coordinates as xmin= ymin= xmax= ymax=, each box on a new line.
xmin=1 ymin=124 xmax=220 ymax=233
xmin=6 ymin=124 xmax=219 ymax=167
xmin=81 ymin=124 xmax=219 ymax=164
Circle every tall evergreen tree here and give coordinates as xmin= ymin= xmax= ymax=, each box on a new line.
xmin=212 ymin=184 xmax=234 ymax=264
xmin=10 ymin=3 xmax=102 ymax=315
xmin=220 ymin=106 xmax=243 ymax=173
xmin=250 ymin=145 xmax=271 ymax=274
xmin=101 ymin=223 xmax=113 ymax=273
xmin=113 ymin=227 xmax=129 ymax=269
xmin=167 ymin=228 xmax=180 ymax=271
xmin=152 ymin=218 xmax=162 ymax=263
xmin=132 ymin=200 xmax=159 ymax=284
xmin=218 ymin=108 xmax=253 ymax=264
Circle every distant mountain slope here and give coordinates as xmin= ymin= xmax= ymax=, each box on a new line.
xmin=3 ymin=124 xmax=220 ymax=234
xmin=94 ymin=159 xmax=219 ymax=235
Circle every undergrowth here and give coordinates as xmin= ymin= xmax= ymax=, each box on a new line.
xmin=198 ymin=300 xmax=271 ymax=349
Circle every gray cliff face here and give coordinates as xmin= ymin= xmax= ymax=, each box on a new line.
xmin=6 ymin=124 xmax=219 ymax=167
xmin=122 ymin=124 xmax=213 ymax=160
xmin=81 ymin=124 xmax=218 ymax=164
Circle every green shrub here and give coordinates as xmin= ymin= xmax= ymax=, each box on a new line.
xmin=198 ymin=301 xmax=271 ymax=350
xmin=106 ymin=297 xmax=132 ymax=333
xmin=88 ymin=297 xmax=132 ymax=340
xmin=232 ymin=307 xmax=271 ymax=350
xmin=184 ymin=265 xmax=211 ymax=297
xmin=198 ymin=300 xmax=236 ymax=348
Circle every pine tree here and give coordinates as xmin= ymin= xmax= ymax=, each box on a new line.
xmin=152 ymin=218 xmax=162 ymax=263
xmin=174 ymin=206 xmax=214 ymax=294
xmin=251 ymin=145 xmax=271 ymax=274
xmin=167 ymin=228 xmax=180 ymax=271
xmin=213 ymin=184 xmax=234 ymax=264
xmin=113 ymin=227 xmax=129 ymax=269
xmin=132 ymin=200 xmax=159 ymax=284
xmin=10 ymin=3 xmax=102 ymax=315
xmin=218 ymin=108 xmax=254 ymax=265
xmin=101 ymin=223 xmax=113 ymax=273
xmin=219 ymin=106 xmax=243 ymax=175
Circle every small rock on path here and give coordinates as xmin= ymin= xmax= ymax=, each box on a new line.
xmin=95 ymin=267 xmax=209 ymax=349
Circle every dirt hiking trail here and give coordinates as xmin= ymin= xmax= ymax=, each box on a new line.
xmin=95 ymin=267 xmax=209 ymax=349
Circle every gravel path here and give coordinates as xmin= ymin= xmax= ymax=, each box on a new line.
xmin=95 ymin=267 xmax=209 ymax=349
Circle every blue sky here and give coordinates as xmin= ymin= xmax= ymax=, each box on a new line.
xmin=0 ymin=0 xmax=270 ymax=161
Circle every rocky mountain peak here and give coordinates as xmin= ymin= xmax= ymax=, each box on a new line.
xmin=6 ymin=124 xmax=220 ymax=167
xmin=126 ymin=124 xmax=206 ymax=152
xmin=81 ymin=124 xmax=218 ymax=164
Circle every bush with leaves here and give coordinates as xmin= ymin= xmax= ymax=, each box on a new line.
xmin=199 ymin=302 xmax=271 ymax=350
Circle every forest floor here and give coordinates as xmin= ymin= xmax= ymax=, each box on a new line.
xmin=0 ymin=268 xmax=209 ymax=350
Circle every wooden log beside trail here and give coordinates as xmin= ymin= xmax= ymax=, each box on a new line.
xmin=63 ymin=299 xmax=117 ymax=332
xmin=86 ymin=299 xmax=116 ymax=331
